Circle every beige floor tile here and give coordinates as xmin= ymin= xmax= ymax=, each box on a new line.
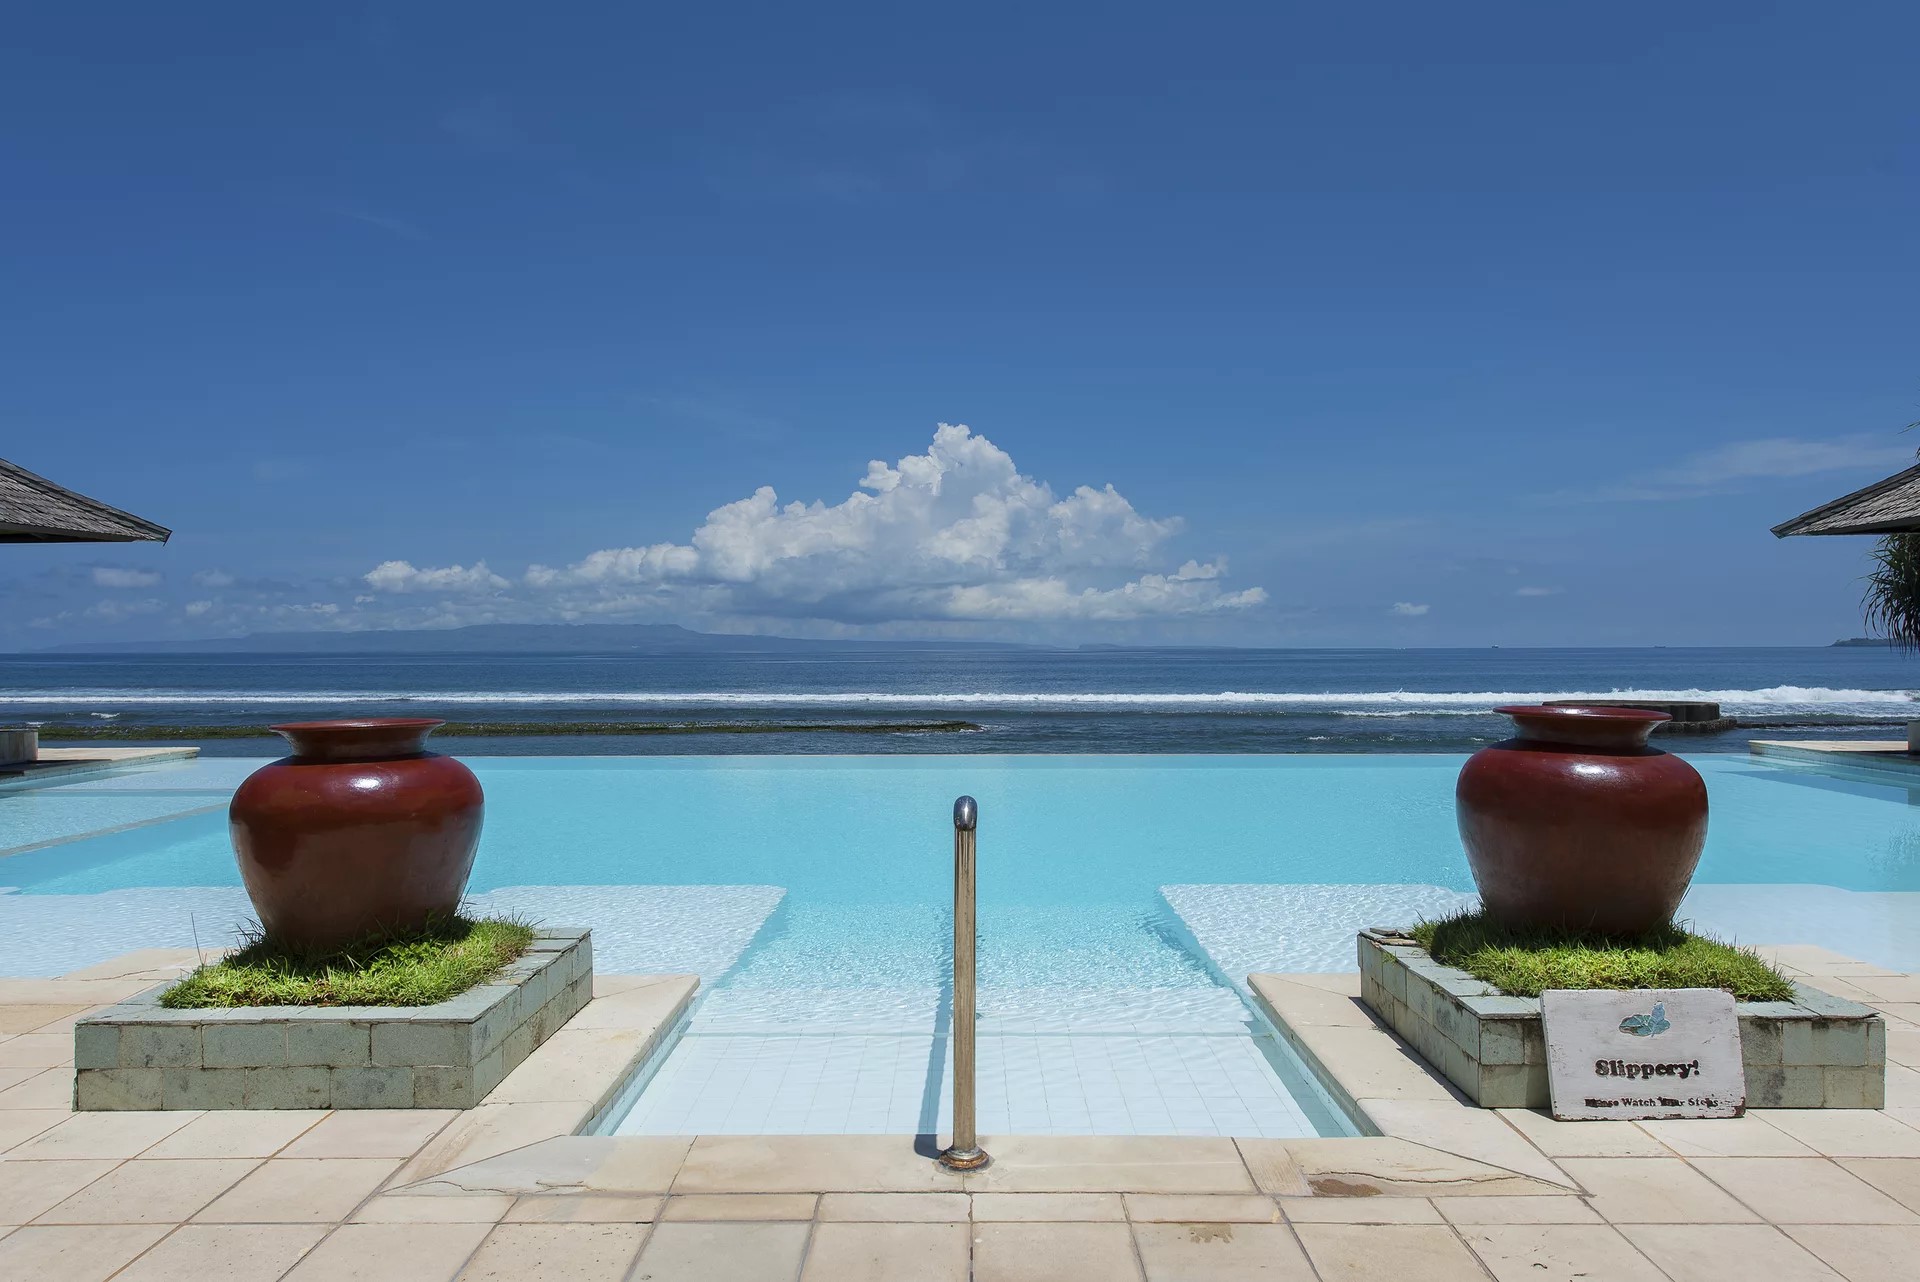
xmin=1836 ymin=975 xmax=1920 ymax=1003
xmin=1622 ymin=1224 xmax=1843 ymax=1281
xmin=970 ymin=1135 xmax=1258 ymax=1194
xmin=1125 ymin=1193 xmax=1280 ymax=1223
xmin=1288 ymin=1026 xmax=1459 ymax=1100
xmin=1248 ymin=975 xmax=1379 ymax=1027
xmin=503 ymin=1194 xmax=664 ymax=1223
xmin=1294 ymin=1223 xmax=1492 ymax=1281
xmin=1433 ymin=1196 xmax=1601 ymax=1225
xmin=675 ymin=1134 xmax=962 ymax=1194
xmin=1366 ymin=1101 xmax=1577 ymax=1186
xmin=564 ymin=975 xmax=697 ymax=1031
xmin=402 ymin=1136 xmax=691 ymax=1198
xmin=1840 ymin=1158 xmax=1920 ymax=1213
xmin=37 ymin=1157 xmax=258 ymax=1224
xmin=1460 ymin=1224 xmax=1667 ymax=1281
xmin=1785 ymin=1224 xmax=1920 ymax=1282
xmin=0 ymin=1156 xmax=115 ymax=1224
xmin=1234 ymin=1139 xmax=1311 ymax=1196
xmin=1277 ymin=1195 xmax=1440 ymax=1223
xmin=1555 ymin=1157 xmax=1758 ymax=1223
xmin=59 ymin=949 xmax=203 ymax=981
xmin=350 ymin=1193 xmax=515 ymax=1223
xmin=195 ymin=1157 xmax=402 ymax=1223
xmin=0 ymin=1065 xmax=74 ymax=1109
xmin=281 ymin=1109 xmax=459 ymax=1159
xmin=1496 ymin=1108 xmax=1668 ymax=1158
xmin=800 ymin=1221 xmax=968 ymax=1282
xmin=0 ymin=1108 xmax=69 ymax=1153
xmin=281 ymin=1221 xmax=491 ymax=1282
xmin=1756 ymin=1109 xmax=1920 ymax=1157
xmin=1133 ymin=1221 xmax=1316 ymax=1280
xmin=8 ymin=1109 xmax=199 ymax=1159
xmin=1693 ymin=1156 xmax=1919 ymax=1223
xmin=1886 ymin=1063 xmax=1920 ymax=1108
xmin=818 ymin=1192 xmax=970 ymax=1221
xmin=0 ymin=1005 xmax=88 ymax=1034
xmin=972 ymin=1221 xmax=1143 ymax=1282
xmin=1280 ymin=1137 xmax=1565 ymax=1198
xmin=143 ymin=1110 xmax=329 ymax=1158
xmin=1888 ymin=1027 xmax=1920 ymax=1067
xmin=388 ymin=1104 xmax=585 ymax=1185
xmin=1638 ymin=1116 xmax=1819 ymax=1157
xmin=970 ymin=1192 xmax=1126 ymax=1221
xmin=485 ymin=1028 xmax=650 ymax=1106
xmin=627 ymin=1221 xmax=810 ymax=1282
xmin=0 ymin=979 xmax=153 ymax=1004
xmin=0 ymin=1033 xmax=73 ymax=1068
xmin=115 ymin=1223 xmax=329 ymax=1281
xmin=0 ymin=1223 xmax=168 ymax=1282
xmin=458 ymin=1223 xmax=648 ymax=1281
xmin=662 ymin=1193 xmax=818 ymax=1220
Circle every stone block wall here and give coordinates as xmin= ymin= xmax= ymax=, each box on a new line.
xmin=1357 ymin=930 xmax=1884 ymax=1110
xmin=74 ymin=928 xmax=592 ymax=1110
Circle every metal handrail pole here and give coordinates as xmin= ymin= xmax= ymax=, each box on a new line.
xmin=938 ymin=795 xmax=989 ymax=1171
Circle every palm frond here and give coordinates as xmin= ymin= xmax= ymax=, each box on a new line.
xmin=1863 ymin=533 xmax=1920 ymax=650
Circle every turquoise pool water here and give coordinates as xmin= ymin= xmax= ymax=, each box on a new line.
xmin=11 ymin=753 xmax=1920 ymax=898
xmin=7 ymin=752 xmax=1920 ymax=1136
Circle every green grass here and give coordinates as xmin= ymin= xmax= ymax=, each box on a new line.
xmin=1410 ymin=910 xmax=1796 ymax=1000
xmin=160 ymin=916 xmax=536 ymax=1009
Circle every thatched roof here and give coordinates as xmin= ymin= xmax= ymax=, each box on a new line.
xmin=0 ymin=457 xmax=171 ymax=544
xmin=1773 ymin=462 xmax=1920 ymax=538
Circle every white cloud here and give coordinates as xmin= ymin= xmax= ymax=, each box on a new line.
xmin=184 ymin=600 xmax=213 ymax=616
xmin=516 ymin=424 xmax=1264 ymax=623
xmin=1515 ymin=586 xmax=1562 ymax=597
xmin=363 ymin=560 xmax=510 ymax=594
xmin=1584 ymin=435 xmax=1914 ymax=502
xmin=192 ymin=569 xmax=236 ymax=589
xmin=91 ymin=567 xmax=161 ymax=589
xmin=1390 ymin=602 xmax=1430 ymax=616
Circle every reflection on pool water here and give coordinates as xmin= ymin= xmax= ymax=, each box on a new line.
xmin=5 ymin=752 xmax=1918 ymax=1136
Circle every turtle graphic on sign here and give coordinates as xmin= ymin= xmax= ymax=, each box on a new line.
xmin=1619 ymin=1001 xmax=1671 ymax=1038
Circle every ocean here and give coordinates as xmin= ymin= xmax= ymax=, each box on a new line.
xmin=3 ymin=646 xmax=1916 ymax=754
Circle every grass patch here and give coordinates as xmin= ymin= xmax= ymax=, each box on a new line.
xmin=1410 ymin=910 xmax=1795 ymax=1001
xmin=161 ymin=916 xmax=535 ymax=1009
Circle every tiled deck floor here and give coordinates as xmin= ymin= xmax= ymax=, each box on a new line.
xmin=0 ymin=944 xmax=1917 ymax=1279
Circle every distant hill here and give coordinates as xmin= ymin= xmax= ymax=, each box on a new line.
xmin=46 ymin=623 xmax=1036 ymax=655
xmin=1832 ymin=637 xmax=1899 ymax=647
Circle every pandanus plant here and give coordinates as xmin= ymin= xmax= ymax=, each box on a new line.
xmin=1864 ymin=533 xmax=1920 ymax=649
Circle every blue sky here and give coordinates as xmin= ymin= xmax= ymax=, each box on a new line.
xmin=4 ymin=2 xmax=1917 ymax=649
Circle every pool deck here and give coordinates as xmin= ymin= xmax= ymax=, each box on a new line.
xmin=0 ymin=746 xmax=200 ymax=787
xmin=1 ymin=947 xmax=1917 ymax=1279
xmin=1749 ymin=740 xmax=1920 ymax=779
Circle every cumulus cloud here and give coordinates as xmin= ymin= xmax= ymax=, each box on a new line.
xmin=363 ymin=560 xmax=510 ymax=594
xmin=514 ymin=424 xmax=1264 ymax=623
xmin=91 ymin=567 xmax=161 ymax=589
xmin=192 ymin=569 xmax=236 ymax=589
xmin=1515 ymin=586 xmax=1562 ymax=597
xmin=1390 ymin=602 xmax=1430 ymax=616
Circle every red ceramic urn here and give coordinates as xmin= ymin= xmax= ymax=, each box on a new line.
xmin=229 ymin=718 xmax=484 ymax=954
xmin=1455 ymin=705 xmax=1707 ymax=936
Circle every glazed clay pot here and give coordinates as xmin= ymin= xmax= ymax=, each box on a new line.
xmin=229 ymin=718 xmax=483 ymax=954
xmin=1455 ymin=705 xmax=1707 ymax=935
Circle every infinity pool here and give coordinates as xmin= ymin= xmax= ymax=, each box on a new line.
xmin=5 ymin=753 xmax=1920 ymax=1137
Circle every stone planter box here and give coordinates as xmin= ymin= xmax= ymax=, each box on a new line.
xmin=0 ymin=726 xmax=36 ymax=766
xmin=73 ymin=928 xmax=592 ymax=1111
xmin=1358 ymin=930 xmax=1885 ymax=1110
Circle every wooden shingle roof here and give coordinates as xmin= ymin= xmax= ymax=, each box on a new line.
xmin=0 ymin=457 xmax=171 ymax=544
xmin=1773 ymin=462 xmax=1920 ymax=538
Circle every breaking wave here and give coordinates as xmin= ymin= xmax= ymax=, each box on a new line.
xmin=1 ymin=685 xmax=1912 ymax=713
